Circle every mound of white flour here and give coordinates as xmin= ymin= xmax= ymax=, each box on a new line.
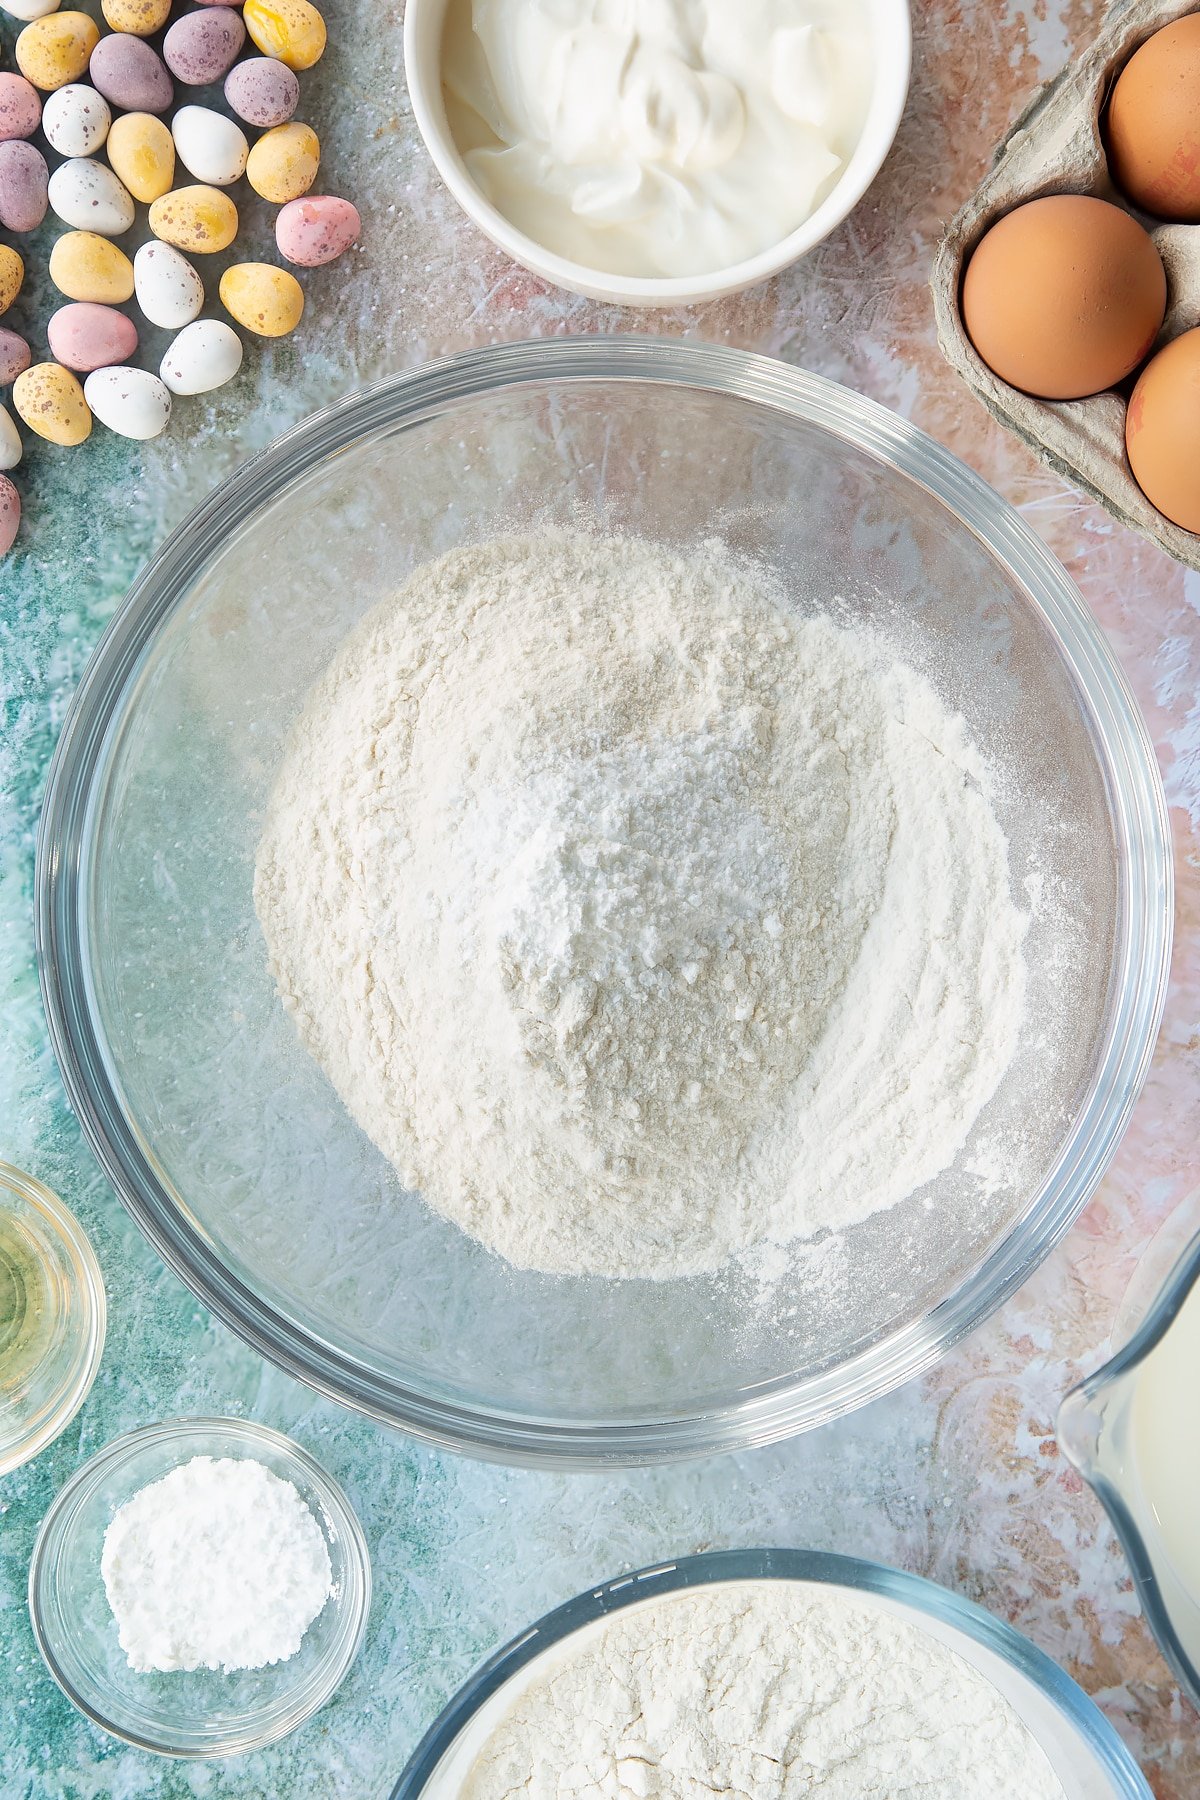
xmin=255 ymin=532 xmax=1027 ymax=1279
xmin=459 ymin=1583 xmax=1066 ymax=1799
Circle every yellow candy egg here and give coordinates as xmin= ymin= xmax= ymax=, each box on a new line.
xmin=0 ymin=245 xmax=23 ymax=315
xmin=107 ymin=113 xmax=176 ymax=205
xmin=16 ymin=13 xmax=101 ymax=92
xmin=245 ymin=122 xmax=319 ymax=204
xmin=13 ymin=362 xmax=92 ymax=446
xmin=101 ymin=0 xmax=172 ymax=34
xmin=149 ymin=185 xmax=239 ymax=254
xmin=49 ymin=231 xmax=135 ymax=304
xmin=219 ymin=262 xmax=304 ymax=337
xmin=243 ymin=0 xmax=326 ymax=71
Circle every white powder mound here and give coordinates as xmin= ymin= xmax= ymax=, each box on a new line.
xmin=101 ymin=1455 xmax=333 ymax=1674
xmin=255 ymin=531 xmax=1027 ymax=1280
xmin=460 ymin=1583 xmax=1066 ymax=1799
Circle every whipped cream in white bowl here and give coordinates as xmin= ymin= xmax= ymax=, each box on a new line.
xmin=405 ymin=0 xmax=911 ymax=304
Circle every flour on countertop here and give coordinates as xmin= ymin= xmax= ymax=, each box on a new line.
xmin=460 ymin=1583 xmax=1066 ymax=1799
xmin=254 ymin=531 xmax=1028 ymax=1280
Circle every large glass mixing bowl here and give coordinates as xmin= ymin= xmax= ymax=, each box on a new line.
xmin=36 ymin=339 xmax=1172 ymax=1466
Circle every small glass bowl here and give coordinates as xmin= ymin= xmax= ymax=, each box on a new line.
xmin=27 ymin=1416 xmax=372 ymax=1758
xmin=0 ymin=1162 xmax=105 ymax=1477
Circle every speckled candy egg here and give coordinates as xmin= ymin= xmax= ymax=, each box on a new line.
xmin=106 ymin=111 xmax=174 ymax=203
xmin=84 ymin=364 xmax=171 ymax=439
xmin=0 ymin=403 xmax=21 ymax=471
xmin=159 ymin=317 xmax=242 ymax=393
xmin=224 ymin=56 xmax=298 ymax=128
xmin=243 ymin=0 xmax=326 ymax=70
xmin=0 ymin=0 xmax=60 ymax=22
xmin=16 ymin=14 xmax=100 ymax=92
xmin=0 ymin=327 xmax=31 ymax=383
xmin=48 ymin=156 xmax=134 ymax=234
xmin=163 ymin=8 xmax=245 ymax=85
xmin=89 ymin=33 xmax=173 ymax=114
xmin=101 ymin=0 xmax=171 ymax=36
xmin=42 ymin=83 xmax=110 ymax=156
xmin=13 ymin=360 xmax=92 ymax=444
xmin=0 ymin=476 xmax=19 ymax=557
xmin=149 ymin=183 xmax=238 ymax=253
xmin=0 ymin=72 xmax=42 ymax=141
xmin=49 ymin=230 xmax=134 ymax=303
xmin=133 ymin=239 xmax=203 ymax=327
xmin=276 ymin=194 xmax=360 ymax=266
xmin=0 ymin=246 xmax=23 ymax=314
xmin=171 ymin=105 xmax=248 ymax=187
xmin=246 ymin=121 xmax=318 ymax=203
xmin=0 ymin=139 xmax=48 ymax=230
xmin=47 ymin=301 xmax=138 ymax=372
xmin=219 ymin=261 xmax=303 ymax=336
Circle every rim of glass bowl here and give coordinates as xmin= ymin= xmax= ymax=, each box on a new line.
xmin=34 ymin=337 xmax=1173 ymax=1468
xmin=389 ymin=1548 xmax=1152 ymax=1799
xmin=0 ymin=1161 xmax=107 ymax=1478
xmin=27 ymin=1415 xmax=372 ymax=1758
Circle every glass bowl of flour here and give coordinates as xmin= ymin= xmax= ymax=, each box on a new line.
xmin=36 ymin=338 xmax=1172 ymax=1465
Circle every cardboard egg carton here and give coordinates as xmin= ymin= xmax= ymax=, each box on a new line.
xmin=933 ymin=0 xmax=1200 ymax=571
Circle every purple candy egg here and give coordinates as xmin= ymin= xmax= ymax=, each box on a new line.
xmin=90 ymin=35 xmax=174 ymax=115
xmin=224 ymin=55 xmax=299 ymax=128
xmin=163 ymin=9 xmax=245 ymax=85
xmin=276 ymin=195 xmax=361 ymax=267
xmin=0 ymin=475 xmax=19 ymax=557
xmin=0 ymin=140 xmax=48 ymax=233
xmin=0 ymin=327 xmax=31 ymax=386
xmin=48 ymin=302 xmax=139 ymax=373
xmin=0 ymin=73 xmax=41 ymax=143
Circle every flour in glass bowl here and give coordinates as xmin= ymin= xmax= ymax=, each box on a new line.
xmin=254 ymin=530 xmax=1028 ymax=1281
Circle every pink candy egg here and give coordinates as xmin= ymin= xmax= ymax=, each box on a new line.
xmin=0 ymin=72 xmax=41 ymax=142
xmin=90 ymin=34 xmax=173 ymax=114
xmin=224 ymin=56 xmax=298 ymax=128
xmin=0 ymin=139 xmax=48 ymax=232
xmin=0 ymin=328 xmax=31 ymax=385
xmin=276 ymin=194 xmax=361 ymax=267
xmin=48 ymin=301 xmax=139 ymax=373
xmin=0 ymin=475 xmax=19 ymax=557
xmin=164 ymin=8 xmax=245 ymax=84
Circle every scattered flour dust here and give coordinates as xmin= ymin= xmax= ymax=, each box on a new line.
xmin=459 ymin=1583 xmax=1066 ymax=1799
xmin=255 ymin=531 xmax=1028 ymax=1280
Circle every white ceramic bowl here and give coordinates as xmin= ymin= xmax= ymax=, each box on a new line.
xmin=404 ymin=0 xmax=912 ymax=305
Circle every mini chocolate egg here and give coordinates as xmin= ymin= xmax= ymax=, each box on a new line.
xmin=1127 ymin=328 xmax=1200 ymax=532
xmin=224 ymin=56 xmax=299 ymax=128
xmin=276 ymin=194 xmax=360 ymax=266
xmin=163 ymin=8 xmax=245 ymax=85
xmin=0 ymin=139 xmax=48 ymax=230
xmin=1108 ymin=17 xmax=1200 ymax=221
xmin=133 ymin=240 xmax=204 ymax=327
xmin=149 ymin=184 xmax=238 ymax=253
xmin=171 ymin=105 xmax=248 ymax=188
xmin=42 ymin=83 xmax=110 ymax=157
xmin=47 ymin=300 xmax=138 ymax=372
xmin=0 ymin=327 xmax=31 ymax=383
xmin=101 ymin=0 xmax=171 ymax=35
xmin=0 ymin=71 xmax=41 ymax=140
xmin=49 ymin=230 xmax=135 ymax=303
xmin=106 ymin=111 xmax=175 ymax=204
xmin=16 ymin=14 xmax=100 ymax=92
xmin=89 ymin=33 xmax=173 ymax=114
xmin=0 ymin=402 xmax=21 ymax=471
xmin=219 ymin=260 xmax=303 ymax=336
xmin=0 ymin=475 xmax=19 ymax=556
xmin=0 ymin=244 xmax=24 ymax=314
xmin=84 ymin=364 xmax=171 ymax=439
xmin=246 ymin=121 xmax=318 ymax=203
xmin=48 ymin=156 xmax=134 ymax=234
xmin=243 ymin=0 xmax=326 ymax=71
xmin=961 ymin=195 xmax=1166 ymax=400
xmin=159 ymin=317 xmax=242 ymax=393
xmin=0 ymin=0 xmax=60 ymax=21
xmin=13 ymin=360 xmax=91 ymax=444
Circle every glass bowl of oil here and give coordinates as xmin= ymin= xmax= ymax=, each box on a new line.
xmin=0 ymin=1162 xmax=106 ymax=1476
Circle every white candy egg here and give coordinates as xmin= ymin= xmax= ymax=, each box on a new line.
xmin=0 ymin=402 xmax=21 ymax=471
xmin=48 ymin=158 xmax=134 ymax=237
xmin=171 ymin=106 xmax=249 ymax=188
xmin=0 ymin=0 xmax=60 ymax=20
xmin=159 ymin=318 xmax=242 ymax=395
xmin=42 ymin=84 xmax=111 ymax=158
xmin=133 ymin=241 xmax=204 ymax=329
xmin=84 ymin=366 xmax=172 ymax=440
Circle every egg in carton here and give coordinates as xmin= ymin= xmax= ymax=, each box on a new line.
xmin=932 ymin=0 xmax=1200 ymax=572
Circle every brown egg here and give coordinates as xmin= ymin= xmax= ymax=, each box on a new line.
xmin=1126 ymin=327 xmax=1200 ymax=532
xmin=1107 ymin=16 xmax=1200 ymax=220
xmin=961 ymin=195 xmax=1165 ymax=399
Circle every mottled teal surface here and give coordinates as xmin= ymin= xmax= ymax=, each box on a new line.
xmin=3 ymin=1 xmax=1198 ymax=1794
